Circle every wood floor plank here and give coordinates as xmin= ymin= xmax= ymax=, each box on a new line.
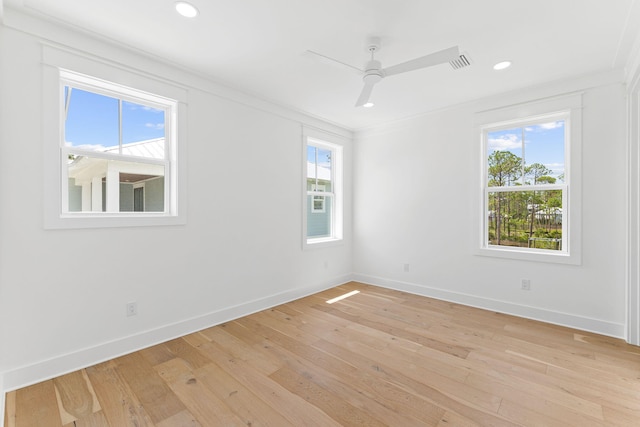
xmin=341 ymin=290 xmax=437 ymax=330
xmin=313 ymin=301 xmax=473 ymax=359
xmin=112 ymin=352 xmax=186 ymax=424
xmin=471 ymin=347 xmax=640 ymax=416
xmin=344 ymin=320 xmax=473 ymax=382
xmin=197 ymin=326 xmax=282 ymax=375
xmin=163 ymin=338 xmax=213 ymax=370
xmin=269 ymin=366 xmax=388 ymax=427
xmin=496 ymin=399 xmax=576 ymax=427
xmin=4 ymin=391 xmax=16 ymax=427
xmin=229 ymin=314 xmax=449 ymax=425
xmin=140 ymin=342 xmax=176 ymax=367
xmin=465 ymin=372 xmax=606 ymax=425
xmin=194 ymin=361 xmax=296 ymax=427
xmin=231 ymin=316 xmax=436 ymax=425
xmin=601 ymin=404 xmax=640 ymax=426
xmin=62 ymin=410 xmax=109 ymax=427
xmin=437 ymin=410 xmax=483 ymax=427
xmin=6 ymin=282 xmax=640 ymax=426
xmin=180 ymin=331 xmax=210 ymax=348
xmin=154 ymin=409 xmax=202 ymax=427
xmin=194 ymin=338 xmax=343 ymax=427
xmin=316 ymin=329 xmax=504 ymax=415
xmin=280 ymin=353 xmax=438 ymax=426
xmin=312 ymin=338 xmax=516 ymax=426
xmin=154 ymin=357 xmax=246 ymax=426
xmin=496 ymin=334 xmax=640 ymax=386
xmin=279 ymin=299 xmax=355 ymax=339
xmin=14 ymin=381 xmax=62 ymax=427
xmin=441 ymin=330 xmax=551 ymax=374
xmin=248 ymin=309 xmax=320 ymax=345
xmin=53 ymin=369 xmax=101 ymax=424
xmin=544 ymin=364 xmax=640 ymax=408
xmin=85 ymin=361 xmax=155 ymax=427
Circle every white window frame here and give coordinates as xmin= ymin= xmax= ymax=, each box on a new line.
xmin=42 ymin=46 xmax=187 ymax=229
xmin=303 ymin=128 xmax=343 ymax=248
xmin=474 ymin=94 xmax=582 ymax=264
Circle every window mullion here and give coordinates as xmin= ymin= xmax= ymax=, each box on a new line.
xmin=118 ymin=99 xmax=123 ymax=154
xmin=488 ymin=184 xmax=565 ymax=193
xmin=521 ymin=127 xmax=526 ymax=185
xmin=64 ymin=86 xmax=72 ymax=121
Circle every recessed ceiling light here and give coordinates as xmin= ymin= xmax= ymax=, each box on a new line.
xmin=175 ymin=2 xmax=199 ymax=18
xmin=363 ymin=102 xmax=375 ymax=108
xmin=493 ymin=61 xmax=512 ymax=71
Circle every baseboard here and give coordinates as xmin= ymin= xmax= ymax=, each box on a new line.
xmin=1 ymin=274 xmax=352 ymax=395
xmin=353 ymin=273 xmax=626 ymax=339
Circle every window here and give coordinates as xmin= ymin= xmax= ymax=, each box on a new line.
xmin=62 ymin=71 xmax=173 ymax=214
xmin=476 ymin=94 xmax=582 ymax=264
xmin=43 ymin=45 xmax=187 ymax=229
xmin=304 ymin=133 xmax=343 ymax=246
xmin=485 ymin=114 xmax=567 ymax=251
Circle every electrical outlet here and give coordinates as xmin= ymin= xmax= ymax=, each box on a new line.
xmin=403 ymin=263 xmax=410 ymax=272
xmin=521 ymin=279 xmax=531 ymax=291
xmin=324 ymin=260 xmax=329 ymax=269
xmin=126 ymin=302 xmax=138 ymax=317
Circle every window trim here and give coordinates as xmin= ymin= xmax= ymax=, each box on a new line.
xmin=474 ymin=94 xmax=582 ymax=264
xmin=42 ymin=45 xmax=187 ymax=229
xmin=302 ymin=128 xmax=344 ymax=248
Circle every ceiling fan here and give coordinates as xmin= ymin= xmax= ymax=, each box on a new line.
xmin=306 ymin=37 xmax=462 ymax=107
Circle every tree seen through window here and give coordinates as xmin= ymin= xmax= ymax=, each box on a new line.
xmin=486 ymin=120 xmax=565 ymax=250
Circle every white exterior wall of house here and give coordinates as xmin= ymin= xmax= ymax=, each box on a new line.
xmin=67 ymin=138 xmax=166 ymax=212
xmin=0 ymin=10 xmax=353 ymax=397
xmin=69 ymin=157 xmax=164 ymax=212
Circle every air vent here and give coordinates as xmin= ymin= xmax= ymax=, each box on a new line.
xmin=450 ymin=53 xmax=472 ymax=70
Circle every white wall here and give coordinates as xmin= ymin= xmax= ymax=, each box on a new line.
xmin=353 ymin=77 xmax=628 ymax=338
xmin=0 ymin=7 xmax=635 ymax=413
xmin=0 ymin=15 xmax=353 ymax=391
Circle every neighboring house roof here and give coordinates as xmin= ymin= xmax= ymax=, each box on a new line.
xmin=68 ymin=138 xmax=166 ymax=183
xmin=103 ymin=138 xmax=165 ymax=159
xmin=307 ymin=161 xmax=331 ymax=180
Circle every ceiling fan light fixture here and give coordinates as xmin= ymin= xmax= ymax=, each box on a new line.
xmin=493 ymin=60 xmax=512 ymax=70
xmin=175 ymin=1 xmax=199 ymax=18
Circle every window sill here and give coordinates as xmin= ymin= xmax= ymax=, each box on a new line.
xmin=304 ymin=237 xmax=344 ymax=250
xmin=476 ymin=246 xmax=580 ymax=265
xmin=45 ymin=213 xmax=186 ymax=230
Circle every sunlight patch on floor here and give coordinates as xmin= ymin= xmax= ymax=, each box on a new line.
xmin=326 ymin=290 xmax=360 ymax=304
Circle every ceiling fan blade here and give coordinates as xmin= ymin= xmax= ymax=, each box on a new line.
xmin=382 ymin=46 xmax=460 ymax=77
xmin=303 ymin=50 xmax=363 ymax=75
xmin=355 ymin=81 xmax=376 ymax=107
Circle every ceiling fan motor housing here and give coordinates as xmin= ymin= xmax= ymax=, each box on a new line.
xmin=363 ymin=59 xmax=383 ymax=84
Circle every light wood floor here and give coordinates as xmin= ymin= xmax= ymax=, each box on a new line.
xmin=5 ymin=282 xmax=640 ymax=426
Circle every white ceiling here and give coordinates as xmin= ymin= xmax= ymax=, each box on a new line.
xmin=4 ymin=0 xmax=640 ymax=130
